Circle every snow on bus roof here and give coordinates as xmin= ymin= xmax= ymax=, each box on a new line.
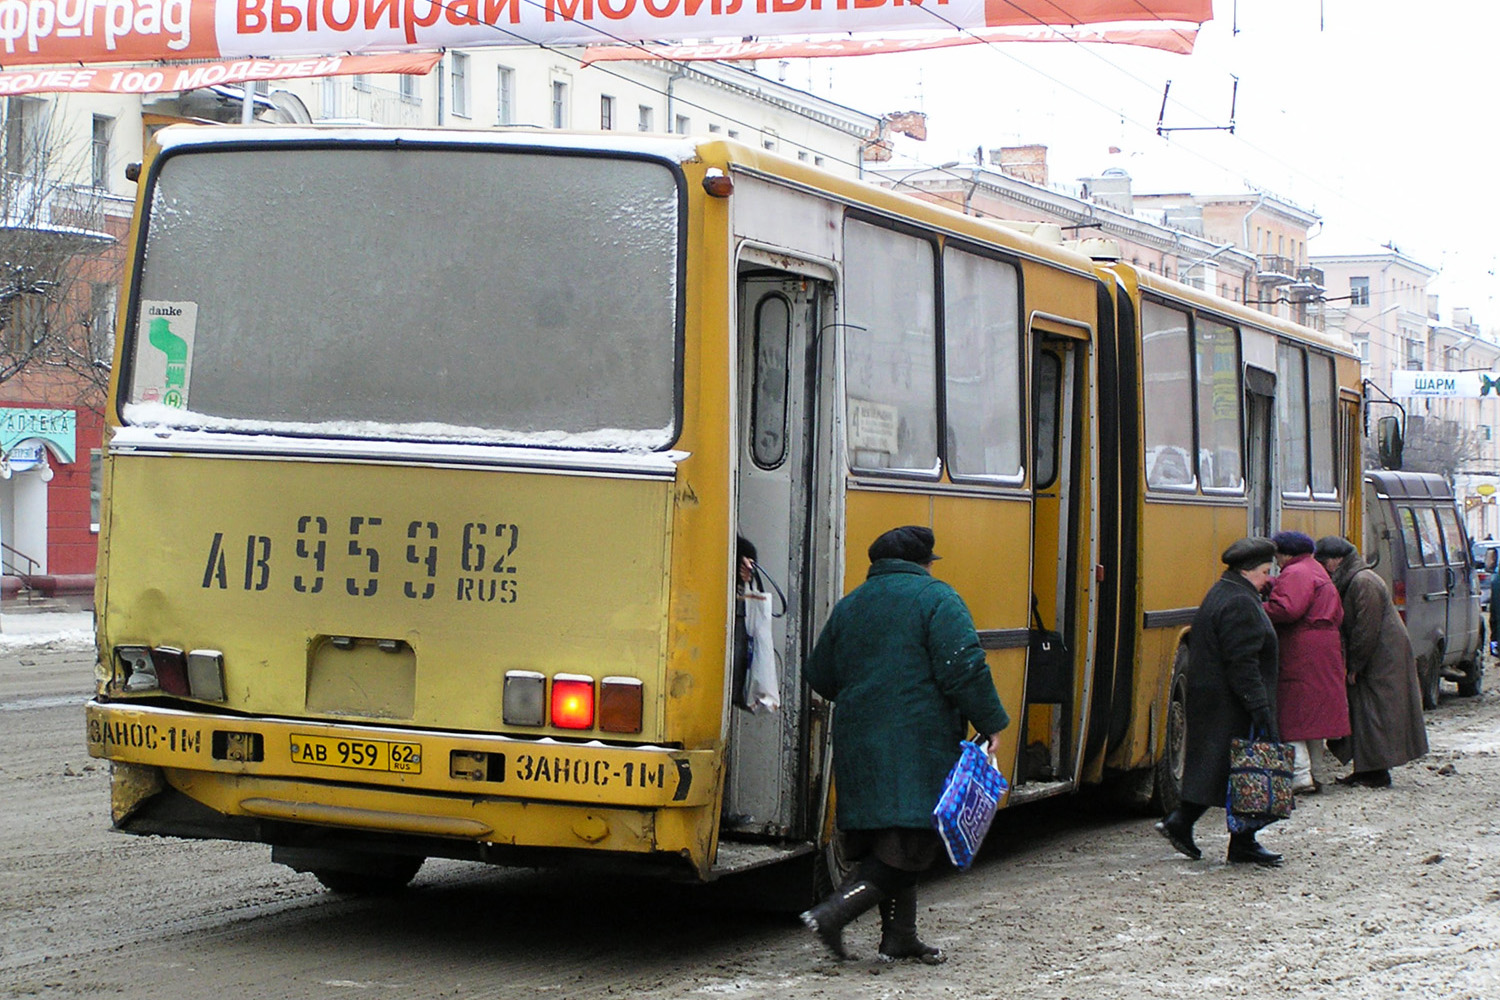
xmin=154 ymin=126 xmax=704 ymax=163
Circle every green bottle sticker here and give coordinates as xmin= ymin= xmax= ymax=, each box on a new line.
xmin=133 ymin=301 xmax=197 ymax=409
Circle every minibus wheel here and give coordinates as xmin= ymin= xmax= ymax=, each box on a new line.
xmin=1420 ymin=654 xmax=1442 ymax=710
xmin=1458 ymin=631 xmax=1484 ymax=698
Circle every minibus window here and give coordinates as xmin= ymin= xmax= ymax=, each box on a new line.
xmin=126 ymin=147 xmax=681 ymax=448
xmin=1437 ymin=506 xmax=1468 ymax=566
xmin=1397 ymin=508 xmax=1425 ymax=569
xmin=1415 ymin=508 xmax=1445 ymax=567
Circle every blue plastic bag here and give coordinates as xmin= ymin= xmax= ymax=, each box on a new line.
xmin=932 ymin=739 xmax=1009 ymax=870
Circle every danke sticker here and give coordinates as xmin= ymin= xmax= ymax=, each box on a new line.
xmin=133 ymin=301 xmax=197 ymax=409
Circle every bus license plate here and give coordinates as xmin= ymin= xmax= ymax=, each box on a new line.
xmin=290 ymin=734 xmax=422 ymax=774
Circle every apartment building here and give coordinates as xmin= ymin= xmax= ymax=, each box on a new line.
xmin=866 ymin=148 xmax=1259 ymax=302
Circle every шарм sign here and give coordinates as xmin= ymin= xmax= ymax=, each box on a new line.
xmin=1391 ymin=370 xmax=1500 ymax=398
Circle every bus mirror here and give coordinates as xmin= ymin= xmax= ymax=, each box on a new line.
xmin=1377 ymin=415 xmax=1403 ymax=470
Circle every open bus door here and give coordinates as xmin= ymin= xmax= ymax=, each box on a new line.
xmin=724 ymin=264 xmax=831 ymax=843
xmin=1019 ymin=319 xmax=1093 ymax=790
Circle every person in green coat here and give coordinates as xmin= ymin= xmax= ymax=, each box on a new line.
xmin=800 ymin=525 xmax=1010 ymax=965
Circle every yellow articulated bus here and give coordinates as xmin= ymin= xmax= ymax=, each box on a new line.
xmin=85 ymin=126 xmax=1362 ymax=898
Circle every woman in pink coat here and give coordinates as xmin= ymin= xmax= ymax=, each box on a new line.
xmin=1264 ymin=530 xmax=1349 ymax=793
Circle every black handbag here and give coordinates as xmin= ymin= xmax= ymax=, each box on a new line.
xmin=1027 ymin=598 xmax=1071 ymax=703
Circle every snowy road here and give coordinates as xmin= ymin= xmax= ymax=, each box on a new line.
xmin=4 ymin=627 xmax=1500 ymax=999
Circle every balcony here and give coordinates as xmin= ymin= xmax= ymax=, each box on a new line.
xmin=0 ymin=177 xmax=113 ymax=257
xmin=337 ymin=84 xmax=426 ymax=127
xmin=1288 ymin=265 xmax=1325 ymax=302
xmin=1255 ymin=254 xmax=1296 ymax=284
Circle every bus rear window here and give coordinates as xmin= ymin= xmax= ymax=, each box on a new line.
xmin=125 ymin=145 xmax=682 ymax=450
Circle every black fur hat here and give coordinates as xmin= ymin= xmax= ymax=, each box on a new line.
xmin=869 ymin=525 xmax=940 ymax=564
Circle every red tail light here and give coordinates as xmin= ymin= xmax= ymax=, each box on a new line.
xmin=550 ymin=674 xmax=595 ymax=729
xmin=152 ymin=647 xmax=189 ymax=696
xmin=1392 ymin=579 xmax=1407 ymax=622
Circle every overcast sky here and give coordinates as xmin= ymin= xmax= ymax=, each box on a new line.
xmin=789 ymin=0 xmax=1496 ymax=328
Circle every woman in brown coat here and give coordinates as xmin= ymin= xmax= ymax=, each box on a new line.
xmin=1314 ymin=536 xmax=1429 ymax=787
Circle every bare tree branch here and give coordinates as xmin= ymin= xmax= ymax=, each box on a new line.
xmin=0 ymin=97 xmax=121 ymax=406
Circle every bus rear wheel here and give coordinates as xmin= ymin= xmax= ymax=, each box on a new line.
xmin=273 ymin=845 xmax=424 ymax=894
xmin=1152 ymin=644 xmax=1189 ymax=814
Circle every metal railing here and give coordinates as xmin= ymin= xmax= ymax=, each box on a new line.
xmin=1 ymin=540 xmax=40 ymax=603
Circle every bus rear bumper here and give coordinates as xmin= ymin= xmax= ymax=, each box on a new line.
xmin=86 ymin=700 xmax=718 ymax=867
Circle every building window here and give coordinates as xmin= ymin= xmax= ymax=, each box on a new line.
xmin=91 ymin=114 xmax=113 ymax=188
xmin=90 ymin=282 xmax=116 ymax=364
xmin=674 ymin=114 xmax=690 ymax=134
xmin=600 ymin=95 xmax=615 ymax=130
xmin=638 ymin=105 xmax=654 ymax=131
xmin=496 ymin=67 xmax=515 ymax=125
xmin=353 ymin=74 xmax=370 ymax=92
xmin=797 ymin=151 xmax=808 ymax=161
xmin=4 ymin=96 xmax=48 ymax=173
xmin=1350 ymin=276 xmax=1370 ymax=307
xmin=451 ymin=53 xmax=470 ymax=118
xmin=319 ymin=78 xmax=340 ymax=119
xmin=1355 ymin=338 xmax=1370 ymax=361
xmin=708 ymin=123 xmax=721 ymax=133
xmin=1406 ymin=338 xmax=1424 ymax=369
xmin=727 ymin=129 xmax=740 ymax=139
xmin=90 ymin=450 xmax=102 ymax=533
xmin=814 ymin=156 xmax=824 ymax=167
xmin=400 ymin=73 xmax=420 ymax=104
xmin=551 ymin=81 xmax=570 ymax=128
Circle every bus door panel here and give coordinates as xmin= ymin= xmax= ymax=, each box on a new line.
xmin=1244 ymin=365 xmax=1276 ymax=537
xmin=1023 ymin=329 xmax=1090 ymax=785
xmin=726 ymin=270 xmax=824 ymax=837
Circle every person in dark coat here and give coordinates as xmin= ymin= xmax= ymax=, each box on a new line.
xmin=1155 ymin=536 xmax=1284 ymax=867
xmin=800 ymin=525 xmax=1009 ymax=964
xmin=1264 ymin=530 xmax=1348 ymax=794
xmin=1490 ymin=565 xmax=1500 ymax=657
xmin=1314 ymin=535 xmax=1429 ymax=787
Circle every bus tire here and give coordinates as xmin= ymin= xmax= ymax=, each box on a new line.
xmin=274 ymin=845 xmax=424 ymax=893
xmin=813 ymin=831 xmax=856 ymax=901
xmin=1153 ymin=643 xmax=1189 ymax=815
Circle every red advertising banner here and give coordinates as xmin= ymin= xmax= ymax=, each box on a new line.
xmin=0 ymin=50 xmax=441 ymax=96
xmin=0 ymin=1 xmax=1213 ymax=69
xmin=581 ymin=25 xmax=1199 ymax=64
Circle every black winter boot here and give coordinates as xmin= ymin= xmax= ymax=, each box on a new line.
xmin=877 ymin=885 xmax=945 ymax=964
xmin=800 ymin=880 xmax=882 ymax=960
xmin=1227 ymin=831 xmax=1283 ymax=867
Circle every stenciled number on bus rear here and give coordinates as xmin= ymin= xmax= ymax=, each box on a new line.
xmin=198 ymin=516 xmax=520 ymax=604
